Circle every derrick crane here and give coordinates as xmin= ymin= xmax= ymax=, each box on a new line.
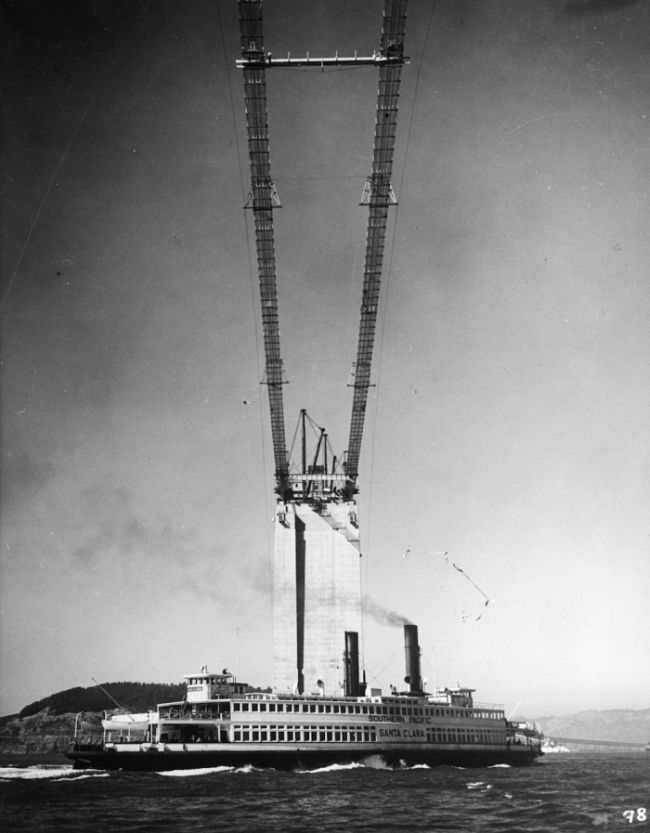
xmin=237 ymin=0 xmax=408 ymax=504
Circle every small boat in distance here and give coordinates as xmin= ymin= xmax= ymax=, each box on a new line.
xmin=68 ymin=624 xmax=542 ymax=771
xmin=541 ymin=738 xmax=570 ymax=754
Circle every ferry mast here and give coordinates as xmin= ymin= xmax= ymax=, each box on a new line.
xmin=237 ymin=0 xmax=408 ymax=695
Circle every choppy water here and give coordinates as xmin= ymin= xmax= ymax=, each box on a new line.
xmin=1 ymin=754 xmax=648 ymax=832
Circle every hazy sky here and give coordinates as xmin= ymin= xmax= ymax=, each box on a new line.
xmin=2 ymin=0 xmax=649 ymax=719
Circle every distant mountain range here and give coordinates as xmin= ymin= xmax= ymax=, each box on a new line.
xmin=533 ymin=709 xmax=650 ymax=745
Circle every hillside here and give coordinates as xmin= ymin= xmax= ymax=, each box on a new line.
xmin=0 ymin=680 xmax=269 ymax=754
xmin=17 ymin=681 xmax=186 ymax=718
xmin=534 ymin=709 xmax=650 ymax=744
xmin=0 ymin=681 xmax=185 ymax=754
xmin=0 ymin=710 xmax=100 ymax=754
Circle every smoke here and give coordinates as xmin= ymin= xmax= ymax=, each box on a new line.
xmin=365 ymin=598 xmax=412 ymax=627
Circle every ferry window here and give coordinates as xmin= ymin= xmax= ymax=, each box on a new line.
xmin=234 ymin=730 xmax=241 ymax=741
xmin=362 ymin=706 xmax=368 ymax=714
xmin=286 ymin=730 xmax=294 ymax=742
xmin=325 ymin=705 xmax=331 ymax=714
xmin=310 ymin=705 xmax=316 ymax=713
xmin=332 ymin=705 xmax=339 ymax=714
xmin=334 ymin=731 xmax=341 ymax=741
xmin=269 ymin=703 xmax=275 ymax=712
xmin=354 ymin=706 xmax=360 ymax=714
xmin=242 ymin=731 xmax=250 ymax=741
xmin=260 ymin=703 xmax=267 ymax=712
xmin=302 ymin=704 xmax=308 ymax=713
xmin=251 ymin=703 xmax=258 ymax=712
xmin=318 ymin=705 xmax=324 ymax=713
xmin=319 ymin=731 xmax=326 ymax=741
xmin=252 ymin=730 xmax=259 ymax=741
xmin=326 ymin=730 xmax=332 ymax=741
xmin=260 ymin=731 xmax=267 ymax=741
xmin=241 ymin=703 xmax=249 ymax=712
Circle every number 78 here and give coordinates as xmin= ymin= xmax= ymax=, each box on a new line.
xmin=623 ymin=808 xmax=647 ymax=823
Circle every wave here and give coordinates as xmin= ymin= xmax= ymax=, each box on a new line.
xmin=0 ymin=764 xmax=99 ymax=781
xmin=488 ymin=763 xmax=511 ymax=768
xmin=52 ymin=772 xmax=110 ymax=782
xmin=467 ymin=781 xmax=493 ymax=792
xmin=159 ymin=764 xmax=260 ymax=777
xmin=301 ymin=762 xmax=365 ymax=774
xmin=160 ymin=766 xmax=236 ymax=777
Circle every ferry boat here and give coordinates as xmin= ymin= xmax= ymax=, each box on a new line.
xmin=68 ymin=625 xmax=542 ymax=771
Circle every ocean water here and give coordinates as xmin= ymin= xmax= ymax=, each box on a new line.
xmin=0 ymin=754 xmax=648 ymax=832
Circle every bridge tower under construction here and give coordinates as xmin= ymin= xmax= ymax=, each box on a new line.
xmin=236 ymin=0 xmax=408 ymax=695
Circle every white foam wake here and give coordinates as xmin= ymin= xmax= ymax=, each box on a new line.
xmin=160 ymin=766 xmax=237 ymax=777
xmin=0 ymin=765 xmax=102 ymax=781
xmin=160 ymin=764 xmax=261 ymax=777
xmin=301 ymin=762 xmax=364 ymax=774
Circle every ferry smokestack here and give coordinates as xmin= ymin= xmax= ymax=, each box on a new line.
xmin=404 ymin=624 xmax=422 ymax=694
xmin=344 ymin=631 xmax=361 ymax=696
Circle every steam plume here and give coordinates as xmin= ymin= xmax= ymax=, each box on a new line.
xmin=365 ymin=598 xmax=412 ymax=627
